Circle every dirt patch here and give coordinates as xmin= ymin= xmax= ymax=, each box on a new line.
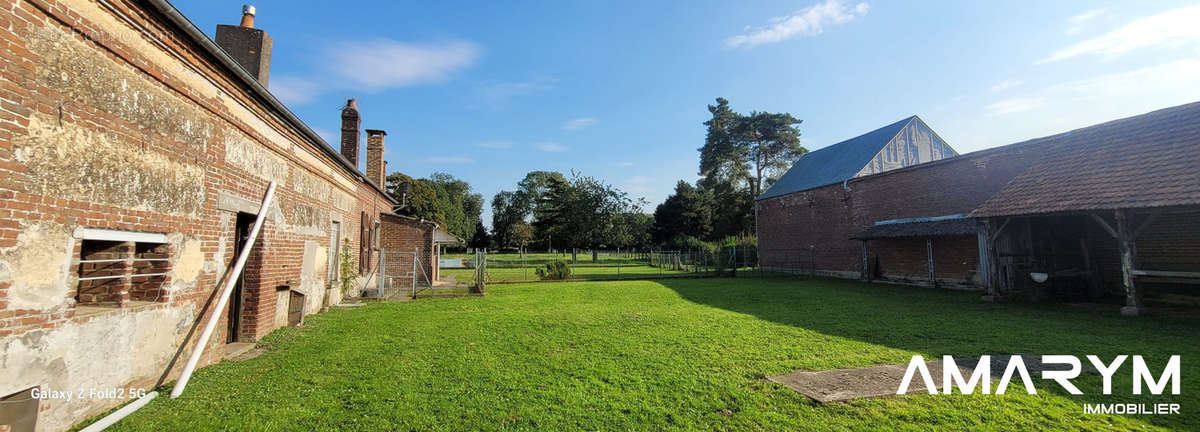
xmin=768 ymin=354 xmax=1092 ymax=403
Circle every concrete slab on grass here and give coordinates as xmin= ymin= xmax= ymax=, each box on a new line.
xmin=768 ymin=354 xmax=1085 ymax=403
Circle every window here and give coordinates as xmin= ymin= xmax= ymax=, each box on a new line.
xmin=75 ymin=233 xmax=169 ymax=307
xmin=77 ymin=240 xmax=127 ymax=306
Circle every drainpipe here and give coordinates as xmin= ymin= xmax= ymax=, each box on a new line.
xmin=75 ymin=182 xmax=276 ymax=429
xmin=77 ymin=391 xmax=159 ymax=432
xmin=172 ymin=182 xmax=277 ymax=398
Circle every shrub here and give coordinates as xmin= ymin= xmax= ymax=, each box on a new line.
xmin=339 ymin=242 xmax=357 ymax=296
xmin=536 ymin=260 xmax=572 ymax=280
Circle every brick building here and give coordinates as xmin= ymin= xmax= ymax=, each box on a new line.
xmin=758 ymin=102 xmax=1200 ymax=312
xmin=0 ymin=1 xmax=440 ymax=430
xmin=376 ymin=213 xmax=459 ymax=295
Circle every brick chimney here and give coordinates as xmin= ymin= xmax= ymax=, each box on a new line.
xmin=215 ymin=5 xmax=272 ymax=86
xmin=340 ymin=99 xmax=361 ymax=166
xmin=365 ymin=129 xmax=387 ymax=187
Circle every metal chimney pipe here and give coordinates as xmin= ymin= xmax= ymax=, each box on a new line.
xmin=239 ymin=4 xmax=256 ymax=28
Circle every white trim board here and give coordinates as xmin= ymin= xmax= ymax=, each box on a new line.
xmin=75 ymin=227 xmax=168 ymax=244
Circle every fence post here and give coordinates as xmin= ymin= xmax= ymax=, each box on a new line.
xmin=410 ymin=251 xmax=418 ymax=299
xmin=378 ymin=248 xmax=386 ymax=299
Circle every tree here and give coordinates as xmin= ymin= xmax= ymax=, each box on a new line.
xmin=696 ymin=98 xmax=806 ymax=238
xmin=611 ymin=212 xmax=652 ymax=250
xmin=698 ymin=97 xmax=745 ymax=192
xmin=386 ymin=172 xmax=437 ymax=221
xmin=490 ymin=190 xmax=525 ymax=249
xmin=533 ymin=172 xmax=639 ymax=250
xmin=736 ymin=111 xmax=806 ymax=198
xmin=385 ymin=171 xmax=482 ymax=240
xmin=515 ymin=170 xmax=566 ymax=217
xmin=651 ymin=181 xmax=713 ymax=244
xmin=511 ymin=222 xmax=534 ymax=250
xmin=468 ymin=220 xmax=491 ymax=250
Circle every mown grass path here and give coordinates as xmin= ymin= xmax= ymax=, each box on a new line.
xmin=106 ymin=277 xmax=1199 ymax=431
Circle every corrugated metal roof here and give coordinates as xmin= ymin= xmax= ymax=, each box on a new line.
xmin=758 ymin=116 xmax=915 ymax=200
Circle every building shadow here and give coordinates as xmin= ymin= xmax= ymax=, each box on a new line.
xmin=651 ymin=275 xmax=1199 ymax=428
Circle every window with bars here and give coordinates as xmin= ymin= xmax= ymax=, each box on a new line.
xmin=75 ymin=239 xmax=169 ymax=307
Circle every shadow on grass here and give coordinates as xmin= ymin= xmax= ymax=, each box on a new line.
xmin=655 ymin=275 xmax=1200 ymax=429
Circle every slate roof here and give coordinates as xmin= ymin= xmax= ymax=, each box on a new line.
xmin=851 ymin=218 xmax=978 ymax=240
xmin=970 ymin=101 xmax=1200 ymax=218
xmin=758 ymin=116 xmax=916 ymax=200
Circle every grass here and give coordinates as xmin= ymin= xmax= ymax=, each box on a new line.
xmin=103 ymin=276 xmax=1199 ymax=431
xmin=443 ymin=264 xmax=693 ymax=283
xmin=444 ymin=252 xmax=650 ymax=267
xmin=442 ymin=252 xmax=697 ymax=283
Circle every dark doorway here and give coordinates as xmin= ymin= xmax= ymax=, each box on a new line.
xmin=227 ymin=212 xmax=256 ymax=343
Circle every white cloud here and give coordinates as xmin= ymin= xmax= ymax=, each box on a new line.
xmin=628 ymin=176 xmax=648 ymax=184
xmin=974 ymin=59 xmax=1200 ymax=137
xmin=989 ymin=79 xmax=1024 ymax=92
xmin=725 ymin=0 xmax=870 ymax=49
xmin=1066 ymin=8 xmax=1107 ymax=35
xmin=536 ymin=143 xmax=568 ymax=152
xmin=615 ymin=161 xmax=634 ymax=167
xmin=561 ymin=117 xmax=597 ymax=130
xmin=476 ymin=77 xmax=556 ymax=106
xmin=1047 ymin=59 xmax=1200 ymax=101
xmin=476 ymin=141 xmax=513 ymax=149
xmin=328 ymin=39 xmax=481 ymax=89
xmin=269 ymin=76 xmax=319 ymax=105
xmin=985 ymin=97 xmax=1043 ymax=116
xmin=1039 ymin=5 xmax=1200 ymax=64
xmin=310 ymin=127 xmax=337 ymax=145
xmin=424 ymin=156 xmax=475 ymax=164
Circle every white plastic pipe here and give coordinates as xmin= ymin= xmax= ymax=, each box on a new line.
xmin=77 ymin=391 xmax=158 ymax=432
xmin=170 ymin=182 xmax=276 ymax=398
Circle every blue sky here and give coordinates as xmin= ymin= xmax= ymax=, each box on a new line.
xmin=175 ymin=1 xmax=1200 ymax=226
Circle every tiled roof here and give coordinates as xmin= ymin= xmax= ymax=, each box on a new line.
xmin=851 ymin=218 xmax=978 ymax=240
xmin=758 ymin=117 xmax=915 ymax=200
xmin=970 ymin=102 xmax=1200 ymax=218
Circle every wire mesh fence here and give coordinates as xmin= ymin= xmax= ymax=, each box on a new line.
xmin=438 ymin=246 xmax=774 ymax=287
xmin=375 ymin=248 xmax=465 ymax=299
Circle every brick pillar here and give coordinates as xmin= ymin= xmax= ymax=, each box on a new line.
xmin=365 ymin=129 xmax=387 ymax=187
xmin=340 ymin=99 xmax=361 ymax=167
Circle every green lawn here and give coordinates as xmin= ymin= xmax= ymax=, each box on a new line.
xmin=441 ymin=252 xmax=697 ymax=283
xmin=443 ymin=264 xmax=693 ymax=283
xmin=103 ymin=277 xmax=1199 ymax=431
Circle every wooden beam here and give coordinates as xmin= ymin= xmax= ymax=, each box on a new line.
xmin=1114 ymin=209 xmax=1143 ymax=315
xmin=976 ymin=223 xmax=991 ymax=290
xmin=1131 ymin=269 xmax=1200 ymax=278
xmin=1089 ymin=213 xmax=1119 ymax=239
xmin=860 ymin=241 xmax=870 ymax=281
xmin=927 ymin=238 xmax=936 ymax=288
xmin=1132 ymin=209 xmax=1162 ymax=239
xmin=989 ymin=217 xmax=1012 ymax=242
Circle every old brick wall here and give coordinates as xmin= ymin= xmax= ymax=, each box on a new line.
xmin=378 ymin=215 xmax=436 ymax=291
xmin=0 ymin=1 xmax=394 ymax=430
xmin=758 ymin=142 xmax=1051 ymax=285
xmin=1082 ymin=208 xmax=1200 ymax=298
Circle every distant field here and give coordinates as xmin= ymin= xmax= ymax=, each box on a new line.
xmin=441 ymin=252 xmax=695 ymax=283
xmin=441 ymin=252 xmax=734 ymax=285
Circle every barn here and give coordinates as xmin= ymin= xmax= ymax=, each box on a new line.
xmin=757 ymin=102 xmax=1200 ymax=313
